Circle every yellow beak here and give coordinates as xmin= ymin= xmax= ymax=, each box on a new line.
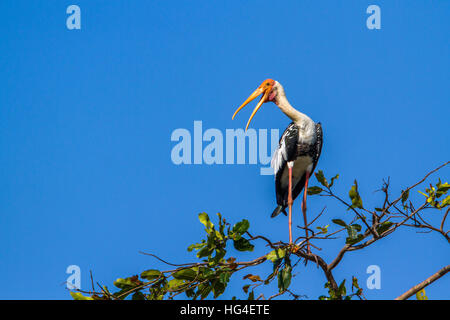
xmin=232 ymin=87 xmax=270 ymax=131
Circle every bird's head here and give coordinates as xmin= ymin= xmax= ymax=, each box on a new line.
xmin=232 ymin=79 xmax=280 ymax=130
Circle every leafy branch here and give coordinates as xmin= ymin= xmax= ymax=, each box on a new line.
xmin=70 ymin=161 xmax=450 ymax=300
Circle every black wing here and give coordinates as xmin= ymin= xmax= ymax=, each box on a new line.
xmin=273 ymin=122 xmax=299 ymax=207
xmin=290 ymin=122 xmax=323 ymax=202
xmin=311 ymin=122 xmax=323 ymax=173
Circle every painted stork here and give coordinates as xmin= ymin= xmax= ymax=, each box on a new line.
xmin=232 ymin=79 xmax=323 ymax=249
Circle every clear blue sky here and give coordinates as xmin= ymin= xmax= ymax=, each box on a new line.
xmin=0 ymin=1 xmax=448 ymax=299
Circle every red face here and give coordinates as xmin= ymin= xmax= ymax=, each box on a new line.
xmin=232 ymin=78 xmax=277 ymax=131
xmin=260 ymin=79 xmax=276 ymax=101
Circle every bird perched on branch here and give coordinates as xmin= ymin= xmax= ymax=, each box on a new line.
xmin=232 ymin=79 xmax=323 ymax=250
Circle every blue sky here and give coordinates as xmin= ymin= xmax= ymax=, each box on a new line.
xmin=0 ymin=1 xmax=448 ymax=299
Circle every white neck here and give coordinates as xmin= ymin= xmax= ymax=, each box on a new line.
xmin=274 ymin=82 xmax=313 ymax=126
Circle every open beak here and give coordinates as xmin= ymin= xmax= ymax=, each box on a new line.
xmin=232 ymin=85 xmax=271 ymax=131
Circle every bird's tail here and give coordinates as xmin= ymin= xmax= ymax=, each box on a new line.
xmin=271 ymin=205 xmax=287 ymax=218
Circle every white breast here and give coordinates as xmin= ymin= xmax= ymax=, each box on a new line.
xmin=280 ymin=156 xmax=314 ymax=190
xmin=296 ymin=119 xmax=316 ymax=146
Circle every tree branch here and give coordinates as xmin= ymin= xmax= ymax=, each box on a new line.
xmin=395 ymin=264 xmax=450 ymax=300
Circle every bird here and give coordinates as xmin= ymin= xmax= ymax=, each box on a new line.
xmin=232 ymin=79 xmax=323 ymax=250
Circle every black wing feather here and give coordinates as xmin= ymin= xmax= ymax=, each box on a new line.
xmin=291 ymin=123 xmax=323 ymax=202
xmin=274 ymin=123 xmax=298 ymax=206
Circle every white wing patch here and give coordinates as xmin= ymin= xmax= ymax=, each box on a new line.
xmin=271 ymin=139 xmax=287 ymax=175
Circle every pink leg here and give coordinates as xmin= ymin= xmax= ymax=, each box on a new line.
xmin=288 ymin=166 xmax=293 ymax=244
xmin=302 ymin=171 xmax=311 ymax=253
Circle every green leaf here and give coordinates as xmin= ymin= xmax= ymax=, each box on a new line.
xmin=418 ymin=190 xmax=428 ymax=197
xmin=173 ymin=268 xmax=197 ymax=281
xmin=324 ymin=281 xmax=337 ymax=299
xmin=187 ymin=241 xmax=205 ymax=252
xmin=346 ymin=225 xmax=357 ymax=240
xmin=113 ymin=278 xmax=131 ymax=289
xmin=200 ymin=267 xmax=215 ymax=279
xmin=401 ymin=189 xmax=410 ymax=204
xmin=352 ymin=276 xmax=360 ymax=290
xmin=266 ymin=248 xmax=286 ymax=262
xmin=132 ymin=292 xmax=146 ymax=300
xmin=131 ymin=291 xmax=146 ymax=300
xmin=197 ymin=245 xmax=214 ymax=258
xmin=349 ymin=180 xmax=363 ymax=209
xmin=185 ymin=288 xmax=195 ymax=298
xmin=212 ymin=280 xmax=226 ymax=298
xmin=198 ymin=282 xmax=212 ymax=300
xmin=307 ymin=186 xmax=323 ymax=195
xmin=278 ymin=264 xmax=292 ymax=292
xmin=232 ymin=219 xmax=250 ymax=235
xmin=113 ymin=276 xmax=142 ymax=290
xmin=441 ymin=195 xmax=450 ymax=208
xmin=218 ymin=213 xmax=227 ymax=235
xmin=376 ymin=221 xmax=393 ymax=235
xmin=436 ymin=180 xmax=450 ymax=198
xmin=198 ymin=212 xmax=214 ymax=233
xmin=338 ymin=279 xmax=346 ymax=296
xmin=332 ymin=219 xmax=347 ymax=227
xmin=233 ymin=237 xmax=254 ymax=252
xmin=219 ymin=272 xmax=231 ymax=284
xmin=329 ymin=174 xmax=340 ymax=188
xmin=416 ymin=288 xmax=428 ymax=300
xmin=214 ymin=230 xmax=224 ymax=241
xmin=167 ymin=279 xmax=186 ymax=291
xmin=140 ymin=269 xmax=161 ymax=281
xmin=345 ymin=233 xmax=364 ymax=245
xmin=70 ymin=292 xmax=94 ymax=300
xmin=316 ymin=225 xmax=329 ymax=234
xmin=211 ymin=248 xmax=226 ymax=265
xmin=315 ymin=170 xmax=328 ymax=188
